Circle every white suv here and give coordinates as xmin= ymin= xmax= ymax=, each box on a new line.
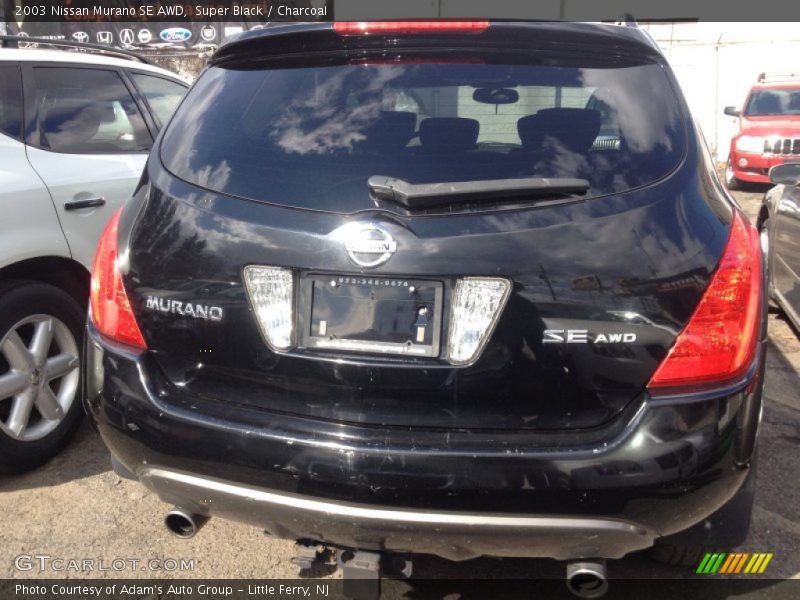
xmin=0 ymin=42 xmax=188 ymax=473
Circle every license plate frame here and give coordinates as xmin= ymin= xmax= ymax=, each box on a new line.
xmin=300 ymin=274 xmax=443 ymax=358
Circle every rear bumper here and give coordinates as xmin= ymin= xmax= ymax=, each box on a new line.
xmin=139 ymin=466 xmax=654 ymax=561
xmin=85 ymin=323 xmax=765 ymax=561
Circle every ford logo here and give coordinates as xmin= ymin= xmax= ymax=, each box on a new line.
xmin=160 ymin=28 xmax=192 ymax=43
xmin=342 ymin=224 xmax=397 ymax=268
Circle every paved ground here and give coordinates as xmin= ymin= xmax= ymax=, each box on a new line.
xmin=1 ymin=185 xmax=799 ymax=594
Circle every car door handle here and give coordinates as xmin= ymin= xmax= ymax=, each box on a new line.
xmin=64 ymin=197 xmax=106 ymax=211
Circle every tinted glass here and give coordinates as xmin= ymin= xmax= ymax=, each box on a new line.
xmin=32 ymin=67 xmax=150 ymax=154
xmin=0 ymin=64 xmax=23 ymax=140
xmin=130 ymin=72 xmax=186 ymax=127
xmin=162 ymin=58 xmax=686 ymax=213
xmin=744 ymin=88 xmax=800 ymax=116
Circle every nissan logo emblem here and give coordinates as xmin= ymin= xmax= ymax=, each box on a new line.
xmin=343 ymin=224 xmax=397 ymax=268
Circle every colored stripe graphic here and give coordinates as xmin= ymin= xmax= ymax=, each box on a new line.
xmin=744 ymin=553 xmax=774 ymax=574
xmin=758 ymin=554 xmax=773 ymax=573
xmin=697 ymin=553 xmax=727 ymax=574
xmin=734 ymin=553 xmax=750 ymax=573
xmin=700 ymin=552 xmax=772 ymax=574
xmin=696 ymin=553 xmax=713 ymax=574
xmin=719 ymin=554 xmax=736 ymax=573
xmin=719 ymin=554 xmax=737 ymax=574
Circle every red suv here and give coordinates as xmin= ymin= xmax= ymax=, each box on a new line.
xmin=725 ymin=73 xmax=800 ymax=189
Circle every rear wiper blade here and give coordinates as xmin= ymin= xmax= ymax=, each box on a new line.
xmin=368 ymin=175 xmax=590 ymax=210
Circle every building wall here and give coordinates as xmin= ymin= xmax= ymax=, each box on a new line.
xmin=641 ymin=22 xmax=800 ymax=162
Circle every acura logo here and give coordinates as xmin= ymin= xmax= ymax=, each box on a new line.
xmin=119 ymin=29 xmax=135 ymax=46
xmin=343 ymin=224 xmax=397 ymax=268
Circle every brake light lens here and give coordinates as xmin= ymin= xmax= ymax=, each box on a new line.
xmin=333 ymin=21 xmax=490 ymax=36
xmin=90 ymin=208 xmax=146 ymax=349
xmin=647 ymin=211 xmax=761 ymax=391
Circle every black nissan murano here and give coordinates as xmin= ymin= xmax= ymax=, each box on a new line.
xmin=85 ymin=21 xmax=766 ymax=597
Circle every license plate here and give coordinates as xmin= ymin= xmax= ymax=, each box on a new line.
xmin=301 ymin=275 xmax=443 ymax=357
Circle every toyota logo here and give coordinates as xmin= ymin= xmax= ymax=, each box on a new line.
xmin=343 ymin=224 xmax=397 ymax=268
xmin=72 ymin=32 xmax=88 ymax=43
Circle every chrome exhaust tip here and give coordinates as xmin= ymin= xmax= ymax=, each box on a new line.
xmin=165 ymin=507 xmax=208 ymax=539
xmin=566 ymin=560 xmax=608 ymax=599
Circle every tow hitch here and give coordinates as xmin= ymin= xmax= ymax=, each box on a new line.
xmin=291 ymin=543 xmax=412 ymax=600
xmin=338 ymin=550 xmax=381 ymax=600
xmin=289 ymin=541 xmax=328 ymax=571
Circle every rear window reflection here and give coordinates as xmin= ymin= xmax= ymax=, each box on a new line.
xmin=161 ymin=60 xmax=686 ymax=212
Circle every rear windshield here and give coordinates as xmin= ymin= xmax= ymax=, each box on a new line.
xmin=161 ymin=56 xmax=686 ymax=212
xmin=744 ymin=88 xmax=800 ymax=116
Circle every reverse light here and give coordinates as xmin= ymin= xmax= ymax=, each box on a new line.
xmin=333 ymin=21 xmax=490 ymax=36
xmin=648 ymin=211 xmax=761 ymax=391
xmin=90 ymin=208 xmax=146 ymax=349
xmin=243 ymin=266 xmax=294 ymax=351
xmin=447 ymin=277 xmax=511 ymax=365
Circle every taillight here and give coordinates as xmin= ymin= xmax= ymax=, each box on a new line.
xmin=90 ymin=208 xmax=146 ymax=349
xmin=647 ymin=211 xmax=761 ymax=391
xmin=333 ymin=21 xmax=490 ymax=36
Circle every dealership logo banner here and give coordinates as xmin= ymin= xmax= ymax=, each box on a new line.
xmin=6 ymin=0 xmax=800 ymax=49
xmin=2 ymin=579 xmax=799 ymax=599
xmin=3 ymin=0 xmax=330 ymax=21
xmin=1 ymin=1 xmax=331 ymax=48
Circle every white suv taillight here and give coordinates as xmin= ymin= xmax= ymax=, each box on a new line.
xmin=90 ymin=208 xmax=146 ymax=349
xmin=447 ymin=277 xmax=511 ymax=365
xmin=243 ymin=266 xmax=295 ymax=351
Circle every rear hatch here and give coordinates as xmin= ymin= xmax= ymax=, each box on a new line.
xmin=126 ymin=22 xmax=730 ymax=431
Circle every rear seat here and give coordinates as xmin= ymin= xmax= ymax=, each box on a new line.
xmin=356 ymin=110 xmax=417 ymax=151
xmin=418 ymin=117 xmax=480 ymax=153
xmin=517 ymin=107 xmax=602 ymax=154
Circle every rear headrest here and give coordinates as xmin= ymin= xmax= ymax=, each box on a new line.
xmin=419 ymin=117 xmax=479 ymax=152
xmin=518 ymin=108 xmax=601 ymax=153
xmin=42 ymin=100 xmax=102 ymax=151
xmin=359 ymin=111 xmax=416 ymax=150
